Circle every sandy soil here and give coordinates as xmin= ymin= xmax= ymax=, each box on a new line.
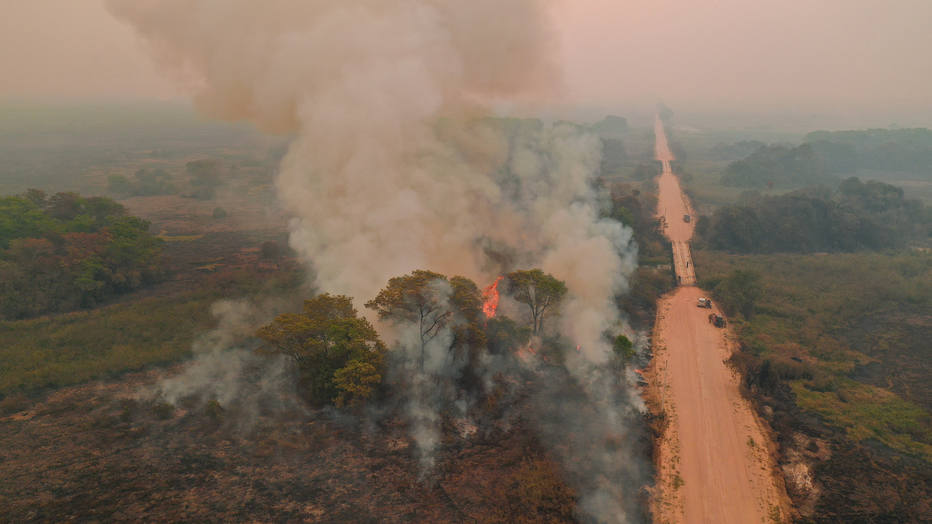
xmin=648 ymin=117 xmax=790 ymax=523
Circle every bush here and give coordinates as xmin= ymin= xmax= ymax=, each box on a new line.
xmin=257 ymin=294 xmax=386 ymax=406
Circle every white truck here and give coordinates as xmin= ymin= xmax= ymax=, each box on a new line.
xmin=697 ymin=297 xmax=712 ymax=309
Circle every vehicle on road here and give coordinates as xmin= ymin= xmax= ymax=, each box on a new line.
xmin=683 ymin=214 xmax=691 ymax=222
xmin=697 ymin=297 xmax=712 ymax=308
xmin=708 ymin=313 xmax=726 ymax=328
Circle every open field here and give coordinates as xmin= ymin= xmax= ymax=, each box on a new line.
xmin=0 ymin=263 xmax=303 ymax=403
xmin=694 ymin=250 xmax=932 ymax=458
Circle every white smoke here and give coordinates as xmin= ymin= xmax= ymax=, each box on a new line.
xmin=385 ymin=277 xmax=458 ymax=471
xmin=106 ymin=0 xmax=557 ymax=302
xmin=152 ymin=299 xmax=303 ymax=432
xmin=108 ymin=1 xmax=643 ymax=521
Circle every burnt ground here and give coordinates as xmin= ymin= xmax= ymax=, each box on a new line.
xmin=0 ymin=369 xmax=579 ymax=523
xmin=0 ymin=192 xmax=656 ymax=523
xmin=745 ymin=378 xmax=932 ymax=523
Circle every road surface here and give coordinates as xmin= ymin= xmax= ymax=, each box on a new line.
xmin=654 ymin=123 xmax=695 ymax=285
xmin=648 ymin=116 xmax=789 ymax=523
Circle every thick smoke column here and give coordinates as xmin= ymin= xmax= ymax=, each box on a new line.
xmin=108 ymin=1 xmax=643 ymax=521
xmin=106 ymin=0 xmax=557 ymax=302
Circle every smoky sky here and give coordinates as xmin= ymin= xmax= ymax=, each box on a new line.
xmin=1 ymin=0 xmax=930 ymax=118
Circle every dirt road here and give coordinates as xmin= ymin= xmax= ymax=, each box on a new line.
xmin=654 ymin=121 xmax=695 ymax=285
xmin=648 ymin=117 xmax=789 ymax=523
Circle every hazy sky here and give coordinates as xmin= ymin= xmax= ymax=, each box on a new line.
xmin=2 ymin=0 xmax=930 ymax=121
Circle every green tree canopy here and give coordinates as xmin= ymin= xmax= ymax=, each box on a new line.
xmin=612 ymin=334 xmax=635 ymax=362
xmin=0 ymin=190 xmax=162 ymax=318
xmin=186 ymin=159 xmax=225 ymax=200
xmin=713 ymin=270 xmax=763 ymax=319
xmin=366 ymin=270 xmax=454 ymax=370
xmin=505 ymin=269 xmax=568 ymax=335
xmin=257 ymin=293 xmax=385 ymax=407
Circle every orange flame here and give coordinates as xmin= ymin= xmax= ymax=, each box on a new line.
xmin=482 ymin=276 xmax=504 ymax=318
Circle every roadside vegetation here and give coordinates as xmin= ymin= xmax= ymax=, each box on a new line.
xmin=694 ymin=249 xmax=931 ymax=520
xmin=606 ymin=183 xmax=674 ymax=328
xmin=695 ymin=177 xmax=930 ymax=253
xmin=589 ymin=119 xmax=675 ymax=329
xmin=668 ymin=120 xmax=932 ymax=520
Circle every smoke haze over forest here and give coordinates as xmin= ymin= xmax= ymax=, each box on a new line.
xmin=2 ymin=0 xmax=931 ymax=127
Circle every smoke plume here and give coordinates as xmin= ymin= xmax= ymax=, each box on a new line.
xmin=109 ymin=1 xmax=644 ymax=521
xmin=152 ymin=299 xmax=304 ymax=432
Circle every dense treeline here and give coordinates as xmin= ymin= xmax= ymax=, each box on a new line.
xmin=590 ymin=115 xmax=628 ymax=137
xmin=0 ymin=190 xmax=162 ymax=318
xmin=107 ymin=159 xmax=228 ymax=200
xmin=720 ymin=128 xmax=932 ymax=189
xmin=605 ymin=183 xmax=674 ymax=326
xmin=721 ymin=143 xmax=836 ymax=189
xmin=805 ymin=128 xmax=932 ymax=175
xmin=696 ymin=177 xmax=929 ymax=252
xmin=600 ymin=138 xmax=628 ymax=174
xmin=710 ymin=140 xmax=765 ymax=161
xmin=108 ymin=168 xmax=178 ymax=197
xmin=256 ymin=268 xmax=633 ymax=408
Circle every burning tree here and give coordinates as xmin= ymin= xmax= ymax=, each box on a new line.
xmin=449 ymin=276 xmax=488 ymax=391
xmin=366 ymin=271 xmax=488 ymax=384
xmin=505 ymin=269 xmax=568 ymax=335
xmin=365 ymin=270 xmax=455 ymax=371
xmin=256 ymin=293 xmax=385 ymax=407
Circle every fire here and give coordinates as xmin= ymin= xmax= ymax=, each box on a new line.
xmin=481 ymin=276 xmax=504 ymax=318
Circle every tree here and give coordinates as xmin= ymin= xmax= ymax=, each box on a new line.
xmin=104 ymin=216 xmax=162 ymax=289
xmin=448 ymin=276 xmax=488 ymax=390
xmin=0 ymin=196 xmax=56 ymax=249
xmin=0 ymin=191 xmax=162 ymax=319
xmin=257 ymin=293 xmax=385 ymax=406
xmin=134 ymin=168 xmax=176 ymax=196
xmin=505 ymin=269 xmax=568 ymax=335
xmin=612 ymin=334 xmax=635 ymax=362
xmin=47 ymin=192 xmax=83 ymax=221
xmin=714 ymin=270 xmax=763 ymax=319
xmin=366 ymin=270 xmax=453 ymax=370
xmin=186 ymin=159 xmax=224 ymax=200
xmin=108 ymin=175 xmax=134 ymax=196
xmin=23 ymin=189 xmax=47 ymax=207
xmin=332 ymin=359 xmax=382 ymax=408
